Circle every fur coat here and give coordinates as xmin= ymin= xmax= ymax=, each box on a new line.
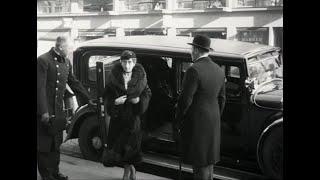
xmin=102 ymin=62 xmax=151 ymax=166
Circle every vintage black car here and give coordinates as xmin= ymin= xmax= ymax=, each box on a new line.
xmin=65 ymin=36 xmax=283 ymax=180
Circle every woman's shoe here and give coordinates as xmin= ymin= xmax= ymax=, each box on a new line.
xmin=123 ymin=165 xmax=131 ymax=180
xmin=129 ymin=165 xmax=136 ymax=180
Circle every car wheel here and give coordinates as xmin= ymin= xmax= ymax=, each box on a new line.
xmin=259 ymin=125 xmax=283 ymax=180
xmin=78 ymin=115 xmax=104 ymax=161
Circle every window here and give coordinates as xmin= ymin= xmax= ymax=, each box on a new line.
xmin=138 ymin=55 xmax=175 ymax=100
xmin=37 ymin=0 xmax=114 ymax=14
xmin=37 ymin=0 xmax=71 ymax=14
xmin=120 ymin=0 xmax=166 ymax=11
xmin=237 ymin=27 xmax=269 ymax=45
xmin=273 ymin=27 xmax=283 ymax=50
xmin=177 ymin=28 xmax=227 ymax=39
xmin=77 ymin=29 xmax=116 ymax=42
xmin=125 ymin=28 xmax=165 ymax=36
xmin=82 ymin=0 xmax=113 ymax=12
xmin=229 ymin=66 xmax=240 ymax=78
xmin=88 ymin=54 xmax=121 ymax=81
xmin=219 ymin=64 xmax=242 ymax=98
xmin=237 ymin=0 xmax=283 ymax=7
xmin=176 ymin=0 xmax=225 ymax=9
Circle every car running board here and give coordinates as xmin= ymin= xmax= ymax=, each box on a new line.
xmin=142 ymin=153 xmax=268 ymax=180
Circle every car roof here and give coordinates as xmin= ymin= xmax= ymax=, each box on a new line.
xmin=78 ymin=36 xmax=280 ymax=59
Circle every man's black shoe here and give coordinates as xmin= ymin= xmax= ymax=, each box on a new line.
xmin=52 ymin=172 xmax=68 ymax=180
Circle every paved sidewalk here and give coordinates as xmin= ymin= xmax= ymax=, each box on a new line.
xmin=60 ymin=132 xmax=83 ymax=158
xmin=37 ymin=154 xmax=171 ymax=180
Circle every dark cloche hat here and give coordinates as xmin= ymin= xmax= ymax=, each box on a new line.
xmin=187 ymin=34 xmax=214 ymax=52
xmin=120 ymin=50 xmax=136 ymax=60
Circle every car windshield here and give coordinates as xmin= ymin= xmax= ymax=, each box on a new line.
xmin=247 ymin=51 xmax=283 ymax=89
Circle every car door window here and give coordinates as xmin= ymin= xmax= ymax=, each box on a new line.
xmin=219 ymin=64 xmax=242 ymax=99
xmin=88 ymin=54 xmax=121 ymax=82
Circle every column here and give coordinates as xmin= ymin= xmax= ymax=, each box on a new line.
xmin=113 ymin=0 xmax=120 ymax=12
xmin=70 ymin=0 xmax=82 ymax=13
xmin=226 ymin=27 xmax=237 ymax=40
xmin=116 ymin=27 xmax=125 ymax=37
xmin=268 ymin=27 xmax=275 ymax=46
xmin=62 ymin=18 xmax=79 ymax=43
xmin=225 ymin=0 xmax=233 ymax=8
xmin=167 ymin=27 xmax=177 ymax=37
xmin=166 ymin=0 xmax=176 ymax=10
xmin=70 ymin=28 xmax=79 ymax=42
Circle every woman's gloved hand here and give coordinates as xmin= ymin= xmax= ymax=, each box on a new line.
xmin=115 ymin=95 xmax=127 ymax=105
xmin=129 ymin=97 xmax=140 ymax=104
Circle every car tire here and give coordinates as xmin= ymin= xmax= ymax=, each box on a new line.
xmin=78 ymin=115 xmax=104 ymax=161
xmin=259 ymin=124 xmax=283 ymax=180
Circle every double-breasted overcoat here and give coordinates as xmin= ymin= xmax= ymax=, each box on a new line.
xmin=175 ymin=56 xmax=226 ymax=167
xmin=37 ymin=48 xmax=90 ymax=152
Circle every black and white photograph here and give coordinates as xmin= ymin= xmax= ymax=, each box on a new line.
xmin=37 ymin=0 xmax=283 ymax=179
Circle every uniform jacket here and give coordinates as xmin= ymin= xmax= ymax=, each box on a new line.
xmin=37 ymin=47 xmax=91 ymax=152
xmin=175 ymin=56 xmax=226 ymax=166
xmin=103 ymin=63 xmax=151 ymax=165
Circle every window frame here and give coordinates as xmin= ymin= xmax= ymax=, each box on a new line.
xmin=236 ymin=0 xmax=283 ymax=8
xmin=82 ymin=50 xmax=123 ymax=87
xmin=214 ymin=58 xmax=247 ymax=101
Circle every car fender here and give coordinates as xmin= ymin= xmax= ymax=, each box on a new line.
xmin=65 ymin=104 xmax=97 ymax=142
xmin=256 ymin=118 xmax=283 ymax=169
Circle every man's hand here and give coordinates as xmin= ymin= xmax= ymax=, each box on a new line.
xmin=129 ymin=97 xmax=140 ymax=104
xmin=41 ymin=112 xmax=50 ymax=125
xmin=115 ymin=95 xmax=127 ymax=105
xmin=88 ymin=99 xmax=97 ymax=106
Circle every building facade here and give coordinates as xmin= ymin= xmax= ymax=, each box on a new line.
xmin=37 ymin=0 xmax=283 ymax=56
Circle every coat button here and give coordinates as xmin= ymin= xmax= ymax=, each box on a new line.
xmin=54 ymin=57 xmax=57 ymax=61
xmin=56 ymin=65 xmax=59 ymax=68
xmin=56 ymin=88 xmax=58 ymax=91
xmin=56 ymin=80 xmax=59 ymax=83
xmin=57 ymin=73 xmax=60 ymax=76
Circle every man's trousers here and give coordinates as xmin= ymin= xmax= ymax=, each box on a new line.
xmin=192 ymin=164 xmax=214 ymax=180
xmin=37 ymin=132 xmax=63 ymax=178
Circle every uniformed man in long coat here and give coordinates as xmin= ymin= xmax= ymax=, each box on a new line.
xmin=174 ymin=35 xmax=226 ymax=180
xmin=37 ymin=36 xmax=94 ymax=180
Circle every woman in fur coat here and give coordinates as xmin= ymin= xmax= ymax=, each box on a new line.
xmin=102 ymin=50 xmax=152 ymax=180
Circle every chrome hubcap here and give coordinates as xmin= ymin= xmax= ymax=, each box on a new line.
xmin=92 ymin=136 xmax=102 ymax=149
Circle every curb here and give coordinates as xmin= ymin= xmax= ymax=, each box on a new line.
xmin=60 ymin=139 xmax=83 ymax=159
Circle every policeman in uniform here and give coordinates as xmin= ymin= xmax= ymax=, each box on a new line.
xmin=37 ymin=36 xmax=94 ymax=180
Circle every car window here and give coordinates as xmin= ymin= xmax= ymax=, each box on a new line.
xmin=218 ymin=64 xmax=242 ymax=99
xmin=162 ymin=57 xmax=173 ymax=69
xmin=247 ymin=52 xmax=283 ymax=88
xmin=88 ymin=54 xmax=120 ymax=81
xmin=229 ymin=66 xmax=240 ymax=78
